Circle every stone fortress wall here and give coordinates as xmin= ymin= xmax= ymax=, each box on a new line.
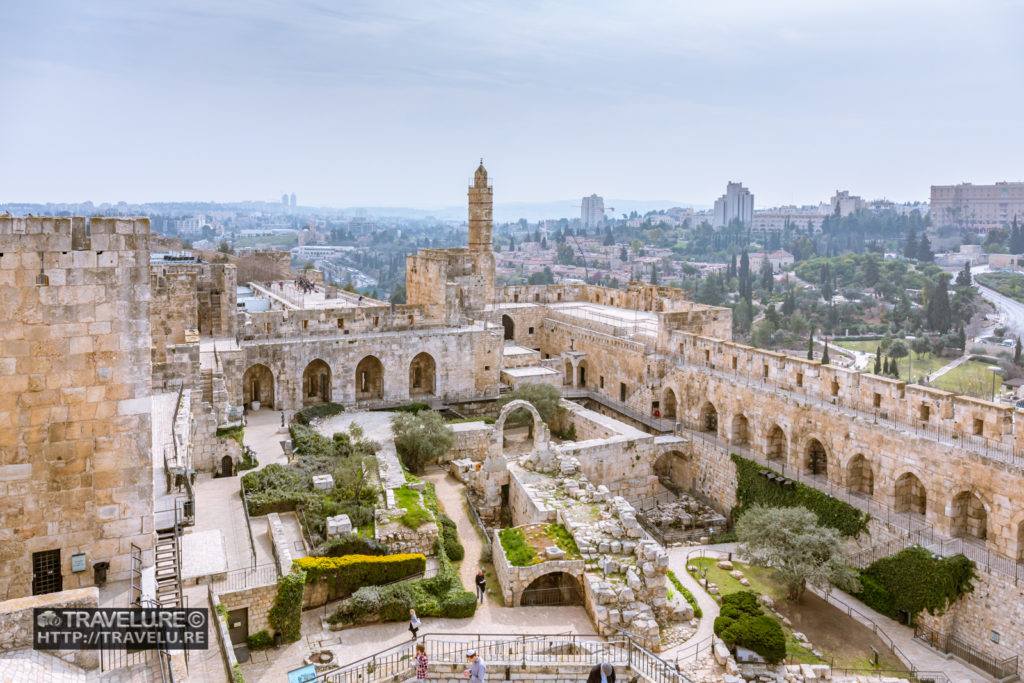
xmin=0 ymin=216 xmax=154 ymax=598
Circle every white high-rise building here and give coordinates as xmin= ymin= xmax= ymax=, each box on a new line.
xmin=713 ymin=182 xmax=754 ymax=228
xmin=581 ymin=194 xmax=605 ymax=229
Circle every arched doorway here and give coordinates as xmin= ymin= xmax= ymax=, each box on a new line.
xmin=577 ymin=360 xmax=588 ymax=388
xmin=731 ymin=414 xmax=749 ymax=446
xmin=502 ymin=315 xmax=515 ymax=341
xmin=518 ymin=572 xmax=583 ymax=606
xmin=766 ymin=424 xmax=786 ymax=461
xmin=653 ymin=451 xmax=692 ymax=494
xmin=847 ymin=454 xmax=873 ymax=495
xmin=408 ymin=352 xmax=436 ymax=397
xmin=950 ymin=491 xmax=987 ymax=541
xmin=805 ymin=438 xmax=827 ymax=476
xmin=894 ymin=472 xmax=927 ymax=516
xmin=302 ymin=359 xmax=331 ymax=405
xmin=355 ymin=356 xmax=384 ymax=401
xmin=564 ymin=360 xmax=573 ymax=386
xmin=242 ymin=364 xmax=275 ymax=409
xmin=220 ymin=455 xmax=234 ymax=478
xmin=662 ymin=388 xmax=677 ymax=420
xmin=699 ymin=402 xmax=718 ymax=433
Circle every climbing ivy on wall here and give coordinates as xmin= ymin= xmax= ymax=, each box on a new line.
xmin=853 ymin=546 xmax=975 ymax=622
xmin=730 ymin=454 xmax=869 ymax=537
xmin=268 ymin=568 xmax=306 ymax=643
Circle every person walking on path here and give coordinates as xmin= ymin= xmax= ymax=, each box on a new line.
xmin=408 ymin=608 xmax=421 ymax=639
xmin=413 ymin=643 xmax=428 ymax=682
xmin=463 ymin=651 xmax=486 ymax=683
xmin=475 ymin=569 xmax=486 ymax=602
xmin=586 ymin=662 xmax=615 ymax=683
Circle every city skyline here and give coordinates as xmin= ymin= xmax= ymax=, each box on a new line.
xmin=2 ymin=1 xmax=1023 ymax=208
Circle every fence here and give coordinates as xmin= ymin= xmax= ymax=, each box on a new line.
xmin=464 ymin=490 xmax=493 ymax=554
xmin=914 ymin=624 xmax=1019 ymax=679
xmin=517 ymin=583 xmax=583 ymax=607
xmin=238 ymin=480 xmax=258 ymax=569
xmin=208 ymin=563 xmax=279 ymax=593
xmin=316 ymin=633 xmax=693 ymax=683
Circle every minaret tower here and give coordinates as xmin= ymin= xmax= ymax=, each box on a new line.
xmin=468 ymin=159 xmax=495 ymax=300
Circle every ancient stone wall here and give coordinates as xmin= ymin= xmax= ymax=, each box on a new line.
xmin=0 ymin=587 xmax=99 ymax=669
xmin=196 ymin=263 xmax=237 ymax=338
xmin=216 ymin=582 xmax=278 ymax=638
xmin=0 ymin=216 xmax=154 ymax=598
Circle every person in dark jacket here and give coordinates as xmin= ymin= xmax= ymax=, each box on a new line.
xmin=586 ymin=662 xmax=614 ymax=683
xmin=475 ymin=569 xmax=487 ymax=602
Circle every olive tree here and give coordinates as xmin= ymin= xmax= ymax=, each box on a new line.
xmin=391 ymin=410 xmax=455 ymax=473
xmin=736 ymin=505 xmax=860 ymax=601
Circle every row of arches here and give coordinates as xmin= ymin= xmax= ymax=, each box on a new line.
xmin=666 ymin=390 xmax=1019 ymax=556
xmin=242 ymin=352 xmax=437 ymax=408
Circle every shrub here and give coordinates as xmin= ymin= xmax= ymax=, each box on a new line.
xmin=441 ymin=590 xmax=478 ymax=618
xmin=293 ymin=553 xmax=427 ymax=598
xmin=731 ymin=454 xmax=868 ymax=537
xmin=215 ymin=425 xmax=244 ymax=445
xmin=853 ymin=546 xmax=975 ymax=622
xmin=268 ymin=568 xmax=306 ymax=643
xmin=317 ymin=534 xmax=391 ymax=557
xmin=498 ymin=528 xmax=537 ymax=566
xmin=292 ymin=403 xmax=345 ymax=425
xmin=289 ymin=424 xmax=336 ymax=458
xmin=438 ymin=514 xmax=464 ymax=561
xmin=232 ymin=663 xmax=245 ymax=683
xmin=392 ymin=402 xmax=431 ymax=413
xmin=446 ymin=416 xmax=496 ymax=424
xmin=247 ymin=630 xmax=273 ymax=650
xmin=666 ymin=570 xmax=702 ymax=618
xmin=242 ymin=464 xmax=311 ymax=515
xmin=545 ymin=523 xmax=580 ymax=558
xmin=713 ymin=591 xmax=785 ymax=664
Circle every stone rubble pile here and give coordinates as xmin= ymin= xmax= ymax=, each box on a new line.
xmin=642 ymin=494 xmax=728 ymax=532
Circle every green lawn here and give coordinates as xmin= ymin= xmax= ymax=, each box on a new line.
xmin=233 ymin=232 xmax=298 ymax=249
xmin=834 ymin=341 xmax=948 ymax=382
xmin=690 ymin=557 xmax=787 ymax=601
xmin=932 ymin=360 xmax=1003 ymax=397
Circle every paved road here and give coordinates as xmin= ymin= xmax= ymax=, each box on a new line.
xmin=973 ymin=266 xmax=1024 ymax=339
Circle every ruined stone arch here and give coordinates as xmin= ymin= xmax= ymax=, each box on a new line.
xmin=408 ymin=352 xmax=436 ymax=397
xmin=698 ymin=401 xmax=718 ymax=433
xmin=845 ymin=453 xmax=873 ymax=496
xmin=501 ymin=314 xmax=515 ymax=341
xmin=948 ymin=489 xmax=990 ymax=541
xmin=730 ymin=413 xmax=749 ymax=446
xmin=242 ymin=363 xmax=275 ymax=409
xmin=493 ymin=399 xmax=549 ymax=454
xmin=662 ymin=387 xmax=678 ymax=420
xmin=765 ymin=424 xmax=787 ymax=462
xmin=804 ymin=437 xmax=828 ymax=477
xmin=653 ymin=449 xmax=692 ymax=494
xmin=355 ymin=355 xmax=384 ymax=401
xmin=893 ymin=471 xmax=927 ymax=516
xmin=302 ymin=358 xmax=331 ymax=406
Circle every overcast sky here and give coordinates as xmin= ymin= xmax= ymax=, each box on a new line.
xmin=2 ymin=0 xmax=1022 ymax=209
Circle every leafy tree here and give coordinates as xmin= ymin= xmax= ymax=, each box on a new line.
xmin=540 ymin=236 xmax=548 ymax=249
xmin=217 ymin=239 xmax=234 ymax=254
xmin=911 ymin=336 xmax=932 ymax=357
xmin=954 ymin=261 xmax=972 ymax=288
xmin=555 ymin=243 xmax=575 ymax=265
xmin=889 ymin=340 xmax=909 ymax=361
xmin=926 ymin=275 xmax=952 ymax=332
xmin=736 ymin=505 xmax=859 ymax=601
xmin=916 ymin=233 xmax=934 ymax=262
xmin=527 ymin=266 xmax=554 ymax=285
xmin=862 ymin=256 xmax=880 ymax=289
xmin=391 ymin=410 xmax=455 ymax=473
xmin=389 ymin=283 xmax=407 ymax=305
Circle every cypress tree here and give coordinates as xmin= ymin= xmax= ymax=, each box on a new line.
xmin=808 ymin=329 xmax=815 ymax=360
xmin=874 ymin=347 xmax=882 ymax=374
xmin=1016 ymin=338 xmax=1022 ymax=366
xmin=891 ymin=357 xmax=900 ymax=379
xmin=821 ymin=341 xmax=830 ymax=365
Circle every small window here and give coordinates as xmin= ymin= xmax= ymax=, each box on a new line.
xmin=408 ymin=315 xmax=414 ymax=324
xmin=337 ymin=319 xmax=344 ymax=329
xmin=265 ymin=322 xmax=271 ymax=334
xmin=831 ymin=380 xmax=839 ymax=397
xmin=796 ymin=373 xmax=803 ymax=387
xmin=762 ymin=364 xmax=769 ymax=378
xmin=919 ymin=405 xmax=930 ymax=422
xmin=373 ymin=316 xmax=379 ymax=326
xmin=731 ymin=356 xmax=738 ymax=370
xmin=873 ymin=392 xmax=881 ymax=408
xmin=514 ymin=294 xmax=519 ymax=302
xmin=600 ymin=376 xmax=605 ymax=389
xmin=528 ymin=327 xmax=534 ymax=334
xmin=991 ymin=631 xmax=1001 ymax=644
xmin=704 ymin=349 xmax=711 ymax=362
xmin=619 ymin=382 xmax=627 ymax=402
xmin=534 ymin=294 xmax=540 ymax=302
xmin=973 ymin=418 xmax=984 ymax=436
xmin=484 ymin=366 xmax=490 ymax=371
xmin=302 ymin=320 xmax=308 ymax=330
xmin=32 ymin=549 xmax=62 ymax=596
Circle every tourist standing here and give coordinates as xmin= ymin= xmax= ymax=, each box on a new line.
xmin=413 ymin=643 xmax=429 ymax=682
xmin=586 ymin=663 xmax=615 ymax=683
xmin=408 ymin=608 xmax=421 ymax=639
xmin=475 ymin=569 xmax=486 ymax=602
xmin=463 ymin=651 xmax=486 ymax=683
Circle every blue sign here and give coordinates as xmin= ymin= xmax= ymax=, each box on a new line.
xmin=287 ymin=664 xmax=318 ymax=683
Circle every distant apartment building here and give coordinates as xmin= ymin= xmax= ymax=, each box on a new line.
xmin=290 ymin=192 xmax=297 ymax=208
xmin=173 ymin=214 xmax=206 ymax=235
xmin=748 ymin=250 xmax=795 ymax=274
xmin=581 ymin=194 xmax=605 ymax=228
xmin=830 ymin=190 xmax=865 ymax=217
xmin=281 ymin=193 xmax=289 ymax=206
xmin=713 ymin=182 xmax=754 ymax=227
xmin=931 ymin=182 xmax=1024 ymax=232
xmin=751 ymin=205 xmax=828 ymax=232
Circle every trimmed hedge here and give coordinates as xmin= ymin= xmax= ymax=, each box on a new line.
xmin=268 ymin=568 xmax=306 ymax=643
xmin=713 ymin=591 xmax=785 ymax=664
xmin=731 ymin=454 xmax=868 ymax=537
xmin=666 ymin=570 xmax=702 ymax=618
xmin=438 ymin=514 xmax=465 ymax=561
xmin=852 ymin=546 xmax=975 ymax=622
xmin=294 ymin=553 xmax=426 ymax=598
xmin=292 ymin=403 xmax=346 ymax=425
xmin=241 ymin=464 xmax=311 ymax=516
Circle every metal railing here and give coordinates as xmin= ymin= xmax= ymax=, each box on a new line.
xmin=464 ymin=490 xmax=492 ymax=553
xmin=208 ymin=563 xmax=279 ymax=593
xmin=239 ymin=480 xmax=258 ymax=569
xmin=914 ymin=623 xmax=1018 ymax=679
xmin=316 ymin=633 xmax=693 ymax=683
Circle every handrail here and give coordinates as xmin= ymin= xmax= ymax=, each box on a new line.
xmin=464 ymin=490 xmax=492 ymax=551
xmin=239 ymin=480 xmax=258 ymax=569
xmin=208 ymin=563 xmax=279 ymax=593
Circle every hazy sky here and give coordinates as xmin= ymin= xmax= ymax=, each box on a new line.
xmin=2 ymin=1 xmax=1022 ymax=209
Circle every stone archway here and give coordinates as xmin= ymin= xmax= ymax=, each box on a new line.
xmin=502 ymin=314 xmax=515 ymax=341
xmin=731 ymin=414 xmax=749 ymax=446
xmin=408 ymin=352 xmax=436 ymax=397
xmin=846 ymin=454 xmax=873 ymax=495
xmin=493 ymin=399 xmax=549 ymax=455
xmin=302 ymin=359 xmax=331 ymax=405
xmin=766 ymin=424 xmax=787 ymax=461
xmin=518 ymin=571 xmax=583 ymax=607
xmin=662 ymin=388 xmax=677 ymax=421
xmin=804 ymin=438 xmax=828 ymax=476
xmin=894 ymin=472 xmax=927 ymax=516
xmin=577 ymin=360 xmax=589 ymax=388
xmin=949 ymin=491 xmax=988 ymax=541
xmin=698 ymin=401 xmax=718 ymax=433
xmin=242 ymin=363 xmax=275 ymax=409
xmin=653 ymin=450 xmax=692 ymax=494
xmin=355 ymin=355 xmax=384 ymax=401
